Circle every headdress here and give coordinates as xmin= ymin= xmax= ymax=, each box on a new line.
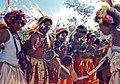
xmin=39 ymin=16 xmax=52 ymax=25
xmin=95 ymin=2 xmax=114 ymax=24
xmin=95 ymin=10 xmax=114 ymax=24
xmin=56 ymin=28 xmax=68 ymax=38
xmin=4 ymin=10 xmax=26 ymax=27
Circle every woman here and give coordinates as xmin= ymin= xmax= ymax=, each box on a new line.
xmin=0 ymin=10 xmax=27 ymax=84
xmin=95 ymin=3 xmax=120 ymax=84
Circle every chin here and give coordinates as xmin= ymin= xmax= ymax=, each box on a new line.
xmin=103 ymin=33 xmax=110 ymax=35
xmin=44 ymin=30 xmax=49 ymax=33
xmin=102 ymin=31 xmax=110 ymax=35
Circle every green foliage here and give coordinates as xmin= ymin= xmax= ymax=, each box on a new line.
xmin=64 ymin=0 xmax=95 ymax=17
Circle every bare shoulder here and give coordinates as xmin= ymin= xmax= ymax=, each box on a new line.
xmin=0 ymin=29 xmax=10 ymax=43
xmin=29 ymin=33 xmax=39 ymax=41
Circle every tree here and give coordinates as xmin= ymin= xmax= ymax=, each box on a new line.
xmin=64 ymin=0 xmax=95 ymax=21
xmin=64 ymin=0 xmax=102 ymax=35
xmin=67 ymin=16 xmax=78 ymax=33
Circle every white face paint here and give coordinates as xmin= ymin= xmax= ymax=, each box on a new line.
xmin=40 ymin=21 xmax=51 ymax=34
xmin=58 ymin=32 xmax=68 ymax=42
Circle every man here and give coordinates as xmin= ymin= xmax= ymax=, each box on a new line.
xmin=26 ymin=16 xmax=53 ymax=84
xmin=68 ymin=25 xmax=87 ymax=57
xmin=54 ymin=28 xmax=69 ymax=61
xmin=95 ymin=2 xmax=120 ymax=84
xmin=0 ymin=10 xmax=27 ymax=84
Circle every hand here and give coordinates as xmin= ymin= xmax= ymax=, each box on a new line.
xmin=60 ymin=46 xmax=66 ymax=52
xmin=34 ymin=37 xmax=42 ymax=49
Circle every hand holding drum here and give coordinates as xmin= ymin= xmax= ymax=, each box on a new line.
xmin=44 ymin=50 xmax=70 ymax=79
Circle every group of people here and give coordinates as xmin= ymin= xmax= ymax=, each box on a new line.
xmin=0 ymin=1 xmax=120 ymax=84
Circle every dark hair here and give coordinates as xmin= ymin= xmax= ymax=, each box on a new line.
xmin=94 ymin=39 xmax=100 ymax=45
xmin=101 ymin=39 xmax=109 ymax=46
xmin=107 ymin=7 xmax=120 ymax=27
xmin=76 ymin=25 xmax=87 ymax=34
xmin=87 ymin=33 xmax=96 ymax=39
xmin=114 ymin=4 xmax=120 ymax=11
xmin=62 ymin=56 xmax=72 ymax=66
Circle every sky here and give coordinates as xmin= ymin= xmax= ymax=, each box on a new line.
xmin=0 ymin=0 xmax=66 ymax=17
xmin=0 ymin=0 xmax=119 ymax=16
xmin=0 ymin=0 xmax=119 ymax=30
xmin=0 ymin=0 xmax=119 ymax=17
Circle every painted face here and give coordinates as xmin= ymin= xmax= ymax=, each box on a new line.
xmin=76 ymin=31 xmax=86 ymax=38
xmin=41 ymin=21 xmax=51 ymax=34
xmin=58 ymin=32 xmax=68 ymax=42
xmin=13 ymin=20 xmax=24 ymax=31
xmin=99 ymin=24 xmax=111 ymax=35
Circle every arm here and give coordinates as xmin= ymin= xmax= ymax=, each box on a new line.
xmin=107 ymin=7 xmax=120 ymax=27
xmin=0 ymin=29 xmax=10 ymax=50
xmin=0 ymin=29 xmax=10 ymax=43
xmin=26 ymin=33 xmax=43 ymax=56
